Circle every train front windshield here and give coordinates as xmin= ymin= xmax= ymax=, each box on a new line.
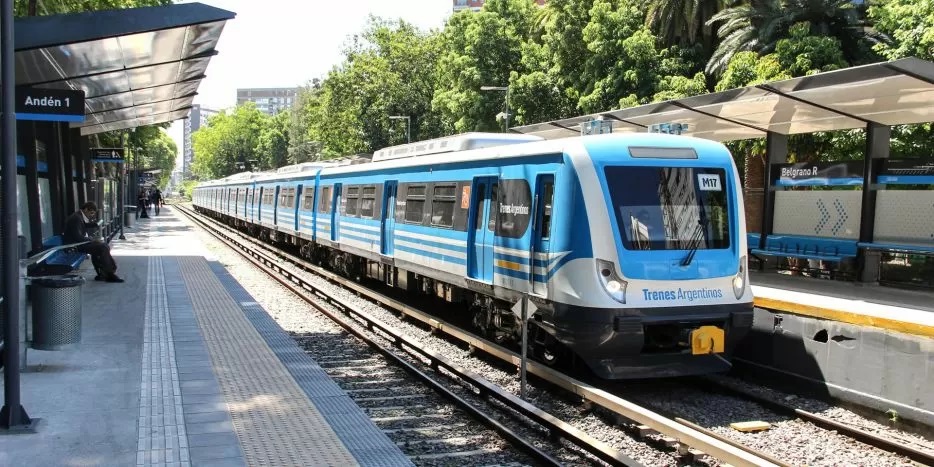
xmin=604 ymin=166 xmax=730 ymax=251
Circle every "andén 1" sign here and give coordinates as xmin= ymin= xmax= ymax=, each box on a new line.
xmin=15 ymin=87 xmax=85 ymax=123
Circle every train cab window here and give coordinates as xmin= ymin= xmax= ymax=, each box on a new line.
xmin=430 ymin=183 xmax=456 ymax=228
xmin=344 ymin=186 xmax=359 ymax=217
xmin=404 ymin=185 xmax=426 ymax=223
xmin=302 ymin=192 xmax=314 ymax=210
xmin=360 ymin=186 xmax=376 ymax=218
xmin=540 ymin=181 xmax=554 ymax=239
xmin=318 ymin=186 xmax=332 ymax=213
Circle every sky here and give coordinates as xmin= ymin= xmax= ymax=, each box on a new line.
xmin=168 ymin=0 xmax=455 ymax=169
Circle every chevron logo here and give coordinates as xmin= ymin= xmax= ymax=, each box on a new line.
xmin=815 ymin=199 xmax=830 ymax=235
xmin=831 ymin=199 xmax=849 ymax=236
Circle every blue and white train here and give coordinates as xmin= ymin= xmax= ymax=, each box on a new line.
xmin=193 ymin=132 xmax=753 ymax=379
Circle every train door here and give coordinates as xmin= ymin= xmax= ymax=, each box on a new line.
xmin=273 ymin=186 xmax=280 ymax=226
xmin=294 ymin=185 xmax=303 ymax=231
xmin=257 ymin=187 xmax=264 ymax=222
xmin=380 ymin=181 xmax=397 ymax=256
xmin=330 ymin=183 xmax=342 ymax=242
xmin=532 ymin=174 xmax=555 ymax=296
xmin=468 ymin=177 xmax=497 ymax=282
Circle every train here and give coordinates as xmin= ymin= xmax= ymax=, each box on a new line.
xmin=192 ymin=131 xmax=754 ymax=379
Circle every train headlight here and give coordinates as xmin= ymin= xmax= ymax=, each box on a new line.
xmin=732 ymin=255 xmax=747 ymax=299
xmin=596 ymin=259 xmax=627 ymax=304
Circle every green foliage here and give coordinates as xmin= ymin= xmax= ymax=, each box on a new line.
xmin=293 ymin=17 xmax=443 ymax=157
xmin=869 ymin=0 xmax=934 ymax=61
xmin=192 ymin=103 xmax=270 ymax=179
xmin=13 ymin=0 xmax=170 ymax=16
xmin=247 ymin=0 xmax=929 ymax=176
xmin=258 ymin=110 xmax=291 ymax=170
xmin=706 ymin=0 xmax=882 ymax=76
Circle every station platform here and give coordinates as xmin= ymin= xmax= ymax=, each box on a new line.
xmin=750 ymin=270 xmax=934 ymax=337
xmin=0 ymin=207 xmax=413 ymax=467
xmin=743 ymin=271 xmax=934 ymax=427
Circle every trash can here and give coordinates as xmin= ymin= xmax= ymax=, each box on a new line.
xmin=31 ymin=275 xmax=84 ymax=350
xmin=125 ymin=206 xmax=136 ymax=228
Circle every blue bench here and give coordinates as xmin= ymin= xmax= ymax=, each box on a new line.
xmin=41 ymin=236 xmax=89 ymax=271
xmin=749 ymin=234 xmax=858 ymax=263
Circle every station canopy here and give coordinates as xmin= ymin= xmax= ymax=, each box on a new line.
xmin=12 ymin=2 xmax=235 ymax=135
xmin=511 ymin=57 xmax=934 ymax=143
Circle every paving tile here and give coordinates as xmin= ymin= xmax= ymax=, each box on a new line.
xmin=186 ymin=432 xmax=241 ymax=448
xmin=189 ymin=444 xmax=244 ymax=462
xmin=186 ymin=420 xmax=235 ymax=435
xmin=183 ymin=411 xmax=231 ymax=425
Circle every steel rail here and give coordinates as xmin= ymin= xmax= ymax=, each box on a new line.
xmin=177 ymin=206 xmax=635 ymax=467
xmin=694 ymin=376 xmax=934 ymax=466
xmin=180 ymin=205 xmax=782 ymax=467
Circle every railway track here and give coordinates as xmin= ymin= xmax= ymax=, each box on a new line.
xmin=296 ymin=329 xmax=536 ymax=465
xmin=181 ymin=203 xmax=912 ymax=466
xmin=176 ymin=204 xmax=638 ymax=466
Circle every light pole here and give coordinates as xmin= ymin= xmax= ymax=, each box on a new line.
xmin=480 ymin=85 xmax=510 ymax=132
xmin=389 ymin=115 xmax=411 ymax=143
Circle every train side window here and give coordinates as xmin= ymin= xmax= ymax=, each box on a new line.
xmin=302 ymin=191 xmax=314 ymax=210
xmin=430 ymin=183 xmax=456 ymax=228
xmin=404 ymin=185 xmax=426 ymax=224
xmin=360 ymin=185 xmax=376 ymax=218
xmin=318 ymin=186 xmax=331 ymax=213
xmin=344 ymin=186 xmax=360 ymax=217
xmin=488 ymin=182 xmax=499 ymax=231
xmin=474 ymin=183 xmax=485 ymax=230
xmin=289 ymin=188 xmax=296 ymax=208
xmin=395 ymin=183 xmax=407 ymax=223
xmin=541 ymin=181 xmax=554 ymax=239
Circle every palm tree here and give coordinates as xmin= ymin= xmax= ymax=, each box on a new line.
xmin=646 ymin=0 xmax=727 ymax=51
xmin=705 ymin=0 xmax=885 ymax=75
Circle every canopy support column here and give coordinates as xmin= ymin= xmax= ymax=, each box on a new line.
xmin=758 ymin=132 xmax=788 ymax=250
xmin=858 ymin=123 xmax=890 ymax=283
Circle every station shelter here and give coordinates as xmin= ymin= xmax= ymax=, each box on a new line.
xmin=0 ymin=2 xmax=235 ymax=432
xmin=511 ymin=58 xmax=934 ymax=288
xmin=2 ymin=2 xmax=234 ymax=258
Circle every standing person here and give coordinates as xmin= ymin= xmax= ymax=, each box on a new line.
xmin=63 ymin=202 xmax=124 ymax=283
xmin=150 ymin=189 xmax=162 ymax=215
xmin=138 ymin=188 xmax=149 ymax=219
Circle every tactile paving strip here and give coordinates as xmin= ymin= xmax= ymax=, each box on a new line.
xmin=137 ymin=254 xmax=190 ymax=466
xmin=178 ymin=257 xmax=363 ymax=466
xmin=207 ymin=263 xmax=415 ymax=466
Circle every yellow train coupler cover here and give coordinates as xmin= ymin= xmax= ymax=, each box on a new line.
xmin=690 ymin=325 xmax=725 ymax=355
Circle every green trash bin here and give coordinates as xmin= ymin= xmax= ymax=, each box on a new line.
xmin=31 ymin=275 xmax=85 ymax=350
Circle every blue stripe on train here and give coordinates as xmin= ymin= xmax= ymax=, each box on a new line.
xmin=395 ymin=244 xmax=467 ymax=266
xmin=395 ymin=233 xmax=467 ymax=254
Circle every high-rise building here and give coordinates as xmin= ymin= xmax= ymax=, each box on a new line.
xmin=453 ymin=0 xmax=544 ymax=12
xmin=236 ymin=87 xmax=298 ymax=116
xmin=183 ymin=104 xmax=219 ymax=178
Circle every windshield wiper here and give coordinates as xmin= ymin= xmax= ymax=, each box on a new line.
xmin=680 ymin=216 xmax=708 ymax=267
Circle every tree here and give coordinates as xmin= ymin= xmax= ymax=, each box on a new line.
xmin=192 ymin=104 xmax=269 ymax=179
xmin=645 ymin=0 xmax=725 ymax=53
xmin=705 ymin=0 xmax=884 ymax=76
xmin=869 ymin=0 xmax=934 ymax=62
xmin=14 ymin=0 xmax=170 ymax=16
xmin=258 ymin=110 xmax=291 ymax=169
xmin=433 ymin=0 xmax=536 ymax=133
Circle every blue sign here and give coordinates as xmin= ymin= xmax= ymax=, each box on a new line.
xmin=90 ymin=148 xmax=125 ymax=163
xmin=15 ymin=87 xmax=85 ymax=123
xmin=649 ymin=122 xmax=690 ymax=135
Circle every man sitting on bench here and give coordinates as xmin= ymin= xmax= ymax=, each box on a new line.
xmin=64 ymin=202 xmax=124 ymax=283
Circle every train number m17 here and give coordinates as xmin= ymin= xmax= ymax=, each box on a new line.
xmin=698 ymin=174 xmax=721 ymax=191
